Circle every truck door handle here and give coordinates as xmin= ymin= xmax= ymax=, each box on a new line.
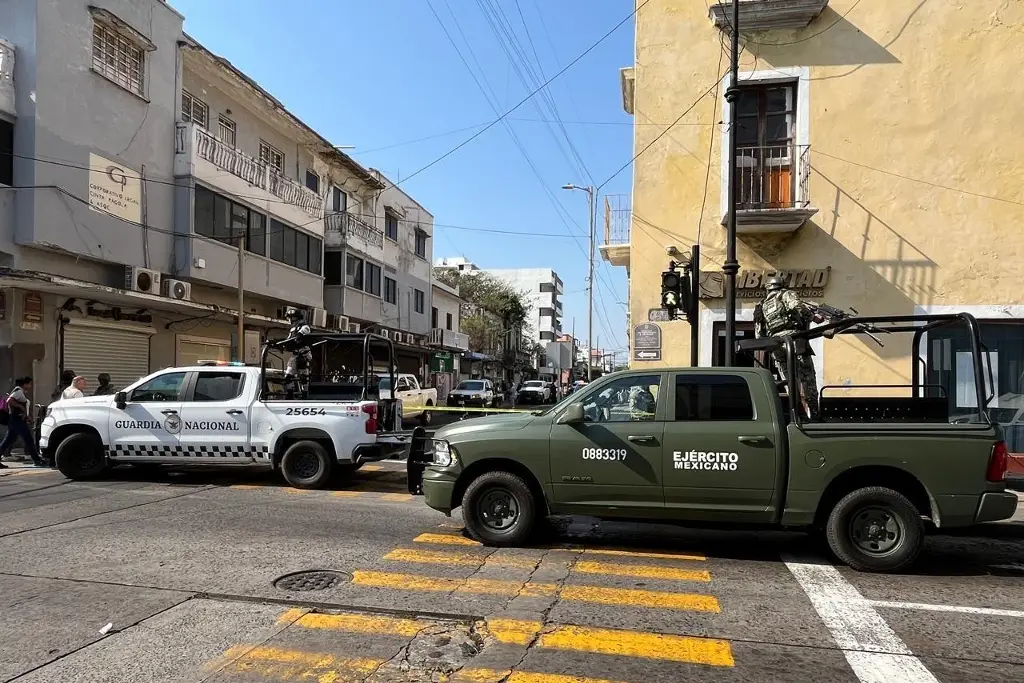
xmin=738 ymin=435 xmax=770 ymax=445
xmin=627 ymin=435 xmax=657 ymax=445
xmin=225 ymin=409 xmax=244 ymax=415
xmin=161 ymin=409 xmax=178 ymax=415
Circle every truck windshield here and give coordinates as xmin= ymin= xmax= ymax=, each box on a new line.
xmin=523 ymin=381 xmax=544 ymax=388
xmin=456 ymin=381 xmax=484 ymax=391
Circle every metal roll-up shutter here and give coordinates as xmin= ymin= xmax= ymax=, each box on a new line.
xmin=63 ymin=323 xmax=152 ymax=394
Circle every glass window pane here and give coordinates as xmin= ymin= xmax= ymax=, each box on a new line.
xmin=366 ymin=263 xmax=381 ymax=296
xmin=231 ymin=202 xmax=248 ymax=246
xmin=346 ymin=255 xmax=363 ymax=289
xmin=282 ymin=227 xmax=296 ymax=266
xmin=193 ymin=372 xmax=244 ymax=402
xmin=675 ymin=375 xmax=754 ymax=421
xmin=737 ymin=90 xmax=759 ymax=116
xmin=269 ymin=219 xmax=286 ymax=262
xmin=766 ymin=87 xmax=790 ymax=113
xmin=581 ymin=374 xmax=661 ymax=422
xmin=295 ymin=231 xmax=309 ymax=272
xmin=130 ymin=372 xmax=186 ymax=402
xmin=766 ymin=114 xmax=791 ymax=142
xmin=308 ymin=236 xmax=322 ymax=275
xmin=735 ymin=118 xmax=758 ymax=146
xmin=247 ymin=212 xmax=266 ymax=255
xmin=213 ymin=195 xmax=232 ymax=243
xmin=194 ymin=186 xmax=215 ymax=238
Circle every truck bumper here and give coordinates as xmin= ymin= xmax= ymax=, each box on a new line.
xmin=974 ymin=491 xmax=1019 ymax=524
xmin=422 ymin=469 xmax=458 ymax=514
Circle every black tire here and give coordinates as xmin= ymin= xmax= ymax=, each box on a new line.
xmin=825 ymin=486 xmax=924 ymax=573
xmin=462 ymin=471 xmax=537 ymax=546
xmin=55 ymin=432 xmax=107 ymax=480
xmin=280 ymin=440 xmax=334 ymax=489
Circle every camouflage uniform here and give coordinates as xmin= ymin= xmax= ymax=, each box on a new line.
xmin=629 ymin=386 xmax=657 ymax=421
xmin=757 ymin=288 xmax=819 ymax=418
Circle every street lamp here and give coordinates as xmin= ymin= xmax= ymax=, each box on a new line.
xmin=562 ymin=183 xmax=596 ymax=381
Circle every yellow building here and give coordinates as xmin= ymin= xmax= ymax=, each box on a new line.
xmin=607 ymin=0 xmax=1024 ymax=452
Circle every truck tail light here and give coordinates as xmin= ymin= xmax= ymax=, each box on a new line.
xmin=986 ymin=440 xmax=1008 ymax=483
xmin=363 ymin=403 xmax=378 ymax=434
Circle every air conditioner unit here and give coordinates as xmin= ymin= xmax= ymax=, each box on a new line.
xmin=380 ymin=330 xmax=391 ymax=340
xmin=347 ymin=323 xmax=361 ymax=333
xmin=327 ymin=314 xmax=349 ymax=331
xmin=162 ymin=278 xmax=192 ymax=301
xmin=310 ymin=308 xmax=328 ymax=328
xmin=125 ymin=266 xmax=161 ymax=294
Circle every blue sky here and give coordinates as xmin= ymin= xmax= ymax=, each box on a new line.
xmin=171 ymin=0 xmax=635 ymax=356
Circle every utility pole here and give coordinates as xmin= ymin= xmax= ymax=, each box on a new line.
xmin=723 ymin=0 xmax=740 ymax=367
xmin=690 ymin=244 xmax=700 ymax=367
xmin=562 ymin=183 xmax=596 ymax=382
xmin=237 ymin=230 xmax=245 ymax=362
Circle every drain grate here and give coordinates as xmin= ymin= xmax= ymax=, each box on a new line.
xmin=274 ymin=570 xmax=350 ymax=592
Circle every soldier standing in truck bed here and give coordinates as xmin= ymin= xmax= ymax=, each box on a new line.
xmin=755 ymin=275 xmax=820 ymax=419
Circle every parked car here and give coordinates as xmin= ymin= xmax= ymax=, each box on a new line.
xmin=379 ymin=374 xmax=438 ymax=426
xmin=446 ymin=379 xmax=498 ymax=408
xmin=517 ymin=380 xmax=552 ymax=405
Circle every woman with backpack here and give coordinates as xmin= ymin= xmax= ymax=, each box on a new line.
xmin=0 ymin=376 xmax=44 ymax=468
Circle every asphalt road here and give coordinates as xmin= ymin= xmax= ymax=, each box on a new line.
xmin=1 ymin=462 xmax=1022 ymax=683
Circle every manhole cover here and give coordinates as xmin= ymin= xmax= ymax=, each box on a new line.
xmin=273 ymin=570 xmax=350 ymax=592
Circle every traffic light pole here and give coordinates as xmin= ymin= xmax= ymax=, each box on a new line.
xmin=690 ymin=244 xmax=700 ymax=367
xmin=723 ymin=0 xmax=740 ymax=367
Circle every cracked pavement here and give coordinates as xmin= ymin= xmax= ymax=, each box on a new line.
xmin=1 ymin=463 xmax=1023 ymax=682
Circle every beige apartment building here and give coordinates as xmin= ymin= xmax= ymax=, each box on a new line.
xmin=607 ymin=0 xmax=1024 ymax=452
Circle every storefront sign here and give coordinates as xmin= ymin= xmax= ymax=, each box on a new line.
xmin=431 ymin=353 xmax=454 ymax=373
xmin=699 ymin=267 xmax=831 ymax=300
xmin=86 ymin=305 xmax=153 ymax=324
xmin=88 ymin=153 xmax=142 ymax=224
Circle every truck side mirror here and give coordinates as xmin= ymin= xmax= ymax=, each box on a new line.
xmin=115 ymin=391 xmax=127 ymax=409
xmin=558 ymin=403 xmax=585 ymax=424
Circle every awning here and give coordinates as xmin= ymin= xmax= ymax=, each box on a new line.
xmin=0 ymin=268 xmax=290 ymax=328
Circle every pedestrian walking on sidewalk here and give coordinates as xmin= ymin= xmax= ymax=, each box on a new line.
xmin=0 ymin=377 xmax=43 ymax=468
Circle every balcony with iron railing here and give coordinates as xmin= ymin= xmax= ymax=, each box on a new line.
xmin=722 ymin=143 xmax=817 ymax=233
xmin=174 ymin=122 xmax=324 ymax=227
xmin=324 ymin=211 xmax=385 ymax=250
xmin=429 ymin=327 xmax=470 ymax=352
xmin=599 ymin=193 xmax=631 ymax=268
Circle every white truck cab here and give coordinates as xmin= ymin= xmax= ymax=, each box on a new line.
xmin=378 ymin=373 xmax=438 ymax=425
xmin=40 ymin=361 xmax=408 ymax=489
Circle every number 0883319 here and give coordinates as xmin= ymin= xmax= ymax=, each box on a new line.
xmin=582 ymin=448 xmax=627 ymax=461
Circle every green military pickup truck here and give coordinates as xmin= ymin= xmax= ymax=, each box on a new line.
xmin=421 ymin=313 xmax=1018 ymax=572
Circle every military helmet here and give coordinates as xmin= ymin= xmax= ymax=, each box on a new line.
xmin=765 ymin=275 xmax=787 ymax=291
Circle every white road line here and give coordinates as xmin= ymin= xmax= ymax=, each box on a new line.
xmin=869 ymin=600 xmax=1024 ymax=619
xmin=783 ymin=557 xmax=939 ymax=683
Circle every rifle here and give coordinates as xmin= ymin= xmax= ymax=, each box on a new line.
xmin=806 ymin=304 xmax=886 ymax=348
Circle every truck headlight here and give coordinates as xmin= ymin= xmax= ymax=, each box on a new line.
xmin=431 ymin=439 xmax=457 ymax=467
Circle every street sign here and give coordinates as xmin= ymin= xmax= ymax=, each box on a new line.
xmin=633 ymin=349 xmax=661 ymax=361
xmin=633 ymin=323 xmax=662 ymax=350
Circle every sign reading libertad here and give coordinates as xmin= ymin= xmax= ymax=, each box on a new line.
xmin=700 ymin=267 xmax=831 ymax=300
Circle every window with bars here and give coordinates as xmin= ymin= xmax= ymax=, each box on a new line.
xmin=181 ymin=90 xmax=209 ymax=128
xmin=259 ymin=140 xmax=285 ymax=174
xmin=91 ymin=22 xmax=145 ymax=97
xmin=217 ymin=116 xmax=236 ymax=147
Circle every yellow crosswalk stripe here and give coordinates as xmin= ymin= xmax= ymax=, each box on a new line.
xmin=413 ymin=532 xmax=481 ymax=546
xmin=381 ymin=493 xmax=415 ymax=502
xmin=332 ymin=491 xmax=363 ymax=498
xmin=278 ymin=608 xmax=431 ymax=637
xmin=228 ymin=484 xmax=264 ymax=490
xmin=486 ymin=619 xmax=734 ymax=667
xmin=455 ymin=670 xmax=635 ymax=683
xmin=214 ymin=644 xmax=382 ymax=682
xmin=361 ymin=464 xmax=384 ymax=472
xmin=383 ymin=547 xmax=537 ymax=569
xmin=351 ymin=570 xmax=720 ymax=612
xmin=574 ymin=560 xmax=711 ymax=583
xmin=582 ymin=548 xmax=706 ymax=562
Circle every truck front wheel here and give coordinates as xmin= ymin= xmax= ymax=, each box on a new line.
xmin=280 ymin=440 xmax=333 ymax=489
xmin=55 ymin=432 xmax=107 ymax=480
xmin=462 ymin=471 xmax=537 ymax=546
xmin=825 ymin=486 xmax=924 ymax=573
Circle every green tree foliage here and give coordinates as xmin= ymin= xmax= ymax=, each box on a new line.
xmin=434 ymin=269 xmax=533 ymax=366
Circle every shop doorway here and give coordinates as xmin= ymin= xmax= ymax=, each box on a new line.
xmin=713 ymin=322 xmax=757 ymax=368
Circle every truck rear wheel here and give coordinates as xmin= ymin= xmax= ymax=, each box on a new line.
xmin=280 ymin=440 xmax=333 ymax=489
xmin=825 ymin=486 xmax=924 ymax=573
xmin=462 ymin=471 xmax=537 ymax=546
xmin=55 ymin=432 xmax=107 ymax=480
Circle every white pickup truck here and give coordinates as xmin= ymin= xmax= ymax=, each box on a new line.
xmin=40 ymin=362 xmax=408 ymax=489
xmin=379 ymin=374 xmax=438 ymax=425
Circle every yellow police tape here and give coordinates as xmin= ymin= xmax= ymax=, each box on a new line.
xmin=403 ymin=405 xmax=533 ymax=414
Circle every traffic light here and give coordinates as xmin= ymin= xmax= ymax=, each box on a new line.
xmin=661 ymin=262 xmax=691 ymax=318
